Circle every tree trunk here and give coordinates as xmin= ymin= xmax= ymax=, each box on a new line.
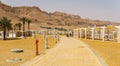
xmin=23 ymin=22 xmax=25 ymax=32
xmin=28 ymin=23 xmax=30 ymax=36
xmin=19 ymin=26 xmax=21 ymax=31
xmin=28 ymin=23 xmax=30 ymax=31
xmin=107 ymin=30 xmax=110 ymax=41
xmin=23 ymin=22 xmax=25 ymax=37
xmin=99 ymin=34 xmax=100 ymax=40
xmin=98 ymin=31 xmax=101 ymax=40
xmin=3 ymin=27 xmax=6 ymax=40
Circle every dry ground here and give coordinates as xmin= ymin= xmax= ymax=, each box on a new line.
xmin=0 ymin=35 xmax=56 ymax=66
xmin=80 ymin=39 xmax=120 ymax=66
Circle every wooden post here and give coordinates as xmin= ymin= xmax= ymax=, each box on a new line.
xmin=36 ymin=39 xmax=39 ymax=55
xmin=80 ymin=28 xmax=82 ymax=39
xmin=45 ymin=35 xmax=48 ymax=49
xmin=84 ymin=28 xmax=87 ymax=40
xmin=101 ymin=26 xmax=105 ymax=42
xmin=116 ymin=26 xmax=120 ymax=43
xmin=91 ymin=28 xmax=95 ymax=40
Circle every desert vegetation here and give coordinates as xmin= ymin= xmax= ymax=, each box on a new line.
xmin=0 ymin=17 xmax=12 ymax=40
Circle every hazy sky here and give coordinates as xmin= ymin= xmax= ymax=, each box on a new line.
xmin=1 ymin=0 xmax=120 ymax=22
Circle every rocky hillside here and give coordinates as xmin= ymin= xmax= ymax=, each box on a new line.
xmin=0 ymin=1 xmax=119 ymax=30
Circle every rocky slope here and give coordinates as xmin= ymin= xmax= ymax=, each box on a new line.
xmin=0 ymin=1 xmax=119 ymax=30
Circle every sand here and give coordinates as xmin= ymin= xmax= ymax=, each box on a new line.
xmin=81 ymin=39 xmax=120 ymax=66
xmin=0 ymin=35 xmax=56 ymax=66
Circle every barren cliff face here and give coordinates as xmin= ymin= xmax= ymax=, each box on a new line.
xmin=0 ymin=1 xmax=119 ymax=30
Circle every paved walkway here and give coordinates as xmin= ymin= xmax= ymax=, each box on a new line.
xmin=21 ymin=36 xmax=104 ymax=66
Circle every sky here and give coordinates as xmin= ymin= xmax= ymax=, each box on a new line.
xmin=1 ymin=0 xmax=120 ymax=22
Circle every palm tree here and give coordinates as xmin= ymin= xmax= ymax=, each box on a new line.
xmin=0 ymin=17 xmax=12 ymax=40
xmin=14 ymin=23 xmax=22 ymax=31
xmin=20 ymin=17 xmax=27 ymax=37
xmin=17 ymin=23 xmax=22 ymax=31
xmin=26 ymin=19 xmax=32 ymax=36
xmin=26 ymin=19 xmax=31 ymax=31
xmin=14 ymin=23 xmax=22 ymax=37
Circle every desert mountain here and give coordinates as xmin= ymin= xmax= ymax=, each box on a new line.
xmin=0 ymin=1 xmax=119 ymax=30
